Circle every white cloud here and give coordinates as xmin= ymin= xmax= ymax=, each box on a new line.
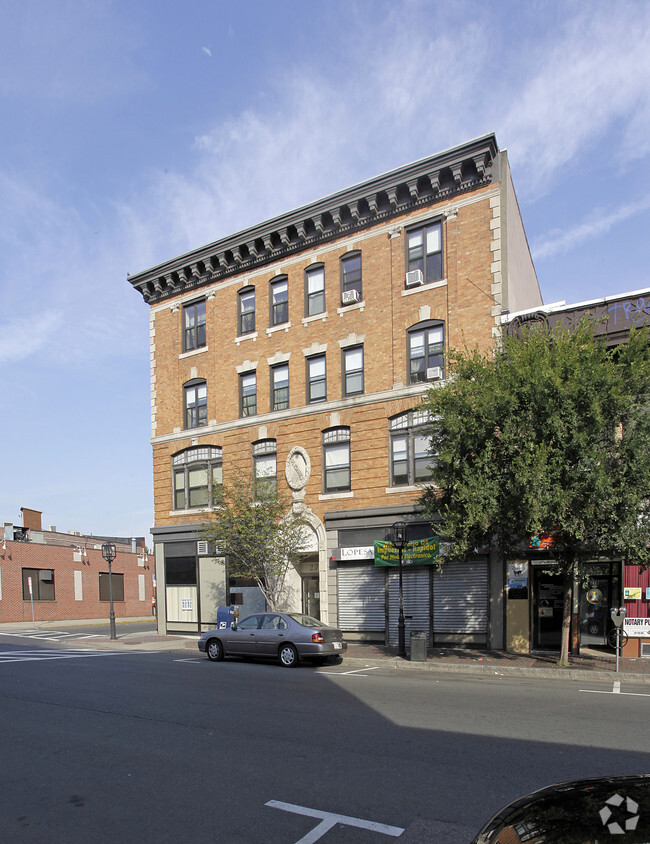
xmin=202 ymin=46 xmax=212 ymax=57
xmin=501 ymin=2 xmax=650 ymax=193
xmin=0 ymin=312 xmax=63 ymax=364
xmin=532 ymin=197 xmax=650 ymax=261
xmin=114 ymin=0 xmax=650 ymax=276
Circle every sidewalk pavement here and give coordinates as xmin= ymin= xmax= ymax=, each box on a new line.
xmin=5 ymin=618 xmax=647 ymax=683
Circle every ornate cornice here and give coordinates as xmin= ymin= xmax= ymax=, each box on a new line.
xmin=128 ymin=134 xmax=499 ymax=304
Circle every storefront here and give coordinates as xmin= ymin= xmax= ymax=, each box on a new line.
xmin=506 ymin=555 xmax=622 ymax=654
xmin=327 ymin=505 xmax=495 ymax=648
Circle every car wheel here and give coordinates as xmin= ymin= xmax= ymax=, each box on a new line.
xmin=206 ymin=639 xmax=224 ymax=662
xmin=588 ymin=622 xmax=600 ymax=635
xmin=279 ymin=643 xmax=299 ymax=668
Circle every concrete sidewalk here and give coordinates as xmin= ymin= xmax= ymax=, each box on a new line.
xmin=5 ymin=618 xmax=645 ymax=683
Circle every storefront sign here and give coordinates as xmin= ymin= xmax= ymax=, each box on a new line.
xmin=624 ymin=617 xmax=650 ymax=637
xmin=338 ymin=546 xmax=375 ymax=561
xmin=374 ymin=536 xmax=439 ymax=567
xmin=624 ymin=587 xmax=642 ymax=600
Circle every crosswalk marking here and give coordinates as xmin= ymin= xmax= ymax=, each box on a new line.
xmin=0 ymin=649 xmax=154 ymax=664
xmin=0 ymin=630 xmax=101 ymax=642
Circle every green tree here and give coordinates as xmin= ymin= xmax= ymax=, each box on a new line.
xmin=420 ymin=319 xmax=650 ymax=664
xmin=200 ymin=470 xmax=310 ymax=612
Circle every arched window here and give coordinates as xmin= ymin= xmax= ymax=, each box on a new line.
xmin=322 ymin=427 xmax=351 ymax=493
xmin=238 ymin=286 xmax=255 ymax=335
xmin=340 ymin=251 xmax=362 ymax=304
xmin=305 ymin=264 xmax=325 ymax=317
xmin=183 ymin=379 xmax=207 ymax=429
xmin=407 ymin=320 xmax=445 ymax=383
xmin=269 ymin=275 xmax=289 ymax=326
xmin=172 ymin=446 xmax=222 ymax=510
xmin=253 ymin=439 xmax=277 ymax=499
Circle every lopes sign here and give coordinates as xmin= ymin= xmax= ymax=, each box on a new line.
xmin=374 ymin=536 xmax=439 ymax=567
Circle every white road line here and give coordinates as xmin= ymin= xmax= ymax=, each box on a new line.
xmin=266 ymin=800 xmax=404 ymax=843
xmin=321 ymin=666 xmax=380 ymax=676
xmin=580 ymin=689 xmax=650 ymax=697
xmin=174 ymin=658 xmax=204 ymax=663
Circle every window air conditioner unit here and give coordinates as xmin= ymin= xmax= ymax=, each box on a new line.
xmin=426 ymin=366 xmax=443 ymax=381
xmin=405 ymin=269 xmax=423 ymax=287
xmin=197 ymin=540 xmax=210 ymax=556
xmin=341 ymin=289 xmax=360 ymax=305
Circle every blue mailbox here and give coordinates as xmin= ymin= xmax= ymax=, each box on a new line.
xmin=216 ymin=605 xmax=238 ymax=630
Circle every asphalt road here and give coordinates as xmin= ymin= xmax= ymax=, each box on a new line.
xmin=0 ymin=637 xmax=648 ymax=843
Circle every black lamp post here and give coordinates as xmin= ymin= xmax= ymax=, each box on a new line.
xmin=101 ymin=541 xmax=118 ymax=640
xmin=391 ymin=521 xmax=409 ymax=659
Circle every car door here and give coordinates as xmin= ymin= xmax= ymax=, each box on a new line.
xmin=255 ymin=614 xmax=289 ymax=656
xmin=226 ymin=614 xmax=262 ymax=655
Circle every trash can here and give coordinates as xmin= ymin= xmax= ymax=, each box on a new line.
xmin=410 ymin=631 xmax=427 ymax=662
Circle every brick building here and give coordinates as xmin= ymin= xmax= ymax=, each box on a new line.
xmin=128 ymin=133 xmax=541 ymax=645
xmin=0 ymin=507 xmax=153 ymax=623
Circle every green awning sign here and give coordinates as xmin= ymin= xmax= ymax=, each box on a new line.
xmin=374 ymin=536 xmax=439 ymax=566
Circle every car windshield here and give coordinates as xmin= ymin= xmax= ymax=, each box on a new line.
xmin=289 ymin=613 xmax=327 ymax=628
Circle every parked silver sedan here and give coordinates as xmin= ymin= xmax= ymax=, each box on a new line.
xmin=197 ymin=612 xmax=347 ymax=667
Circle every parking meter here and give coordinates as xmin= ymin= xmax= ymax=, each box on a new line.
xmin=610 ymin=607 xmax=627 ymax=672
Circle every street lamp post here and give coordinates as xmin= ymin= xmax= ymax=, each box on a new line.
xmin=391 ymin=521 xmax=409 ymax=659
xmin=101 ymin=541 xmax=118 ymax=640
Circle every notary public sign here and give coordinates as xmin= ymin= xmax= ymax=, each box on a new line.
xmin=374 ymin=536 xmax=439 ymax=567
xmin=624 ymin=617 xmax=650 ymax=638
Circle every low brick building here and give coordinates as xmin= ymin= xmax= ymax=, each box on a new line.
xmin=128 ymin=133 xmax=541 ymax=646
xmin=0 ymin=508 xmax=153 ymax=623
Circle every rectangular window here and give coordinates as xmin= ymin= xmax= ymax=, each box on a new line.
xmin=240 ymin=372 xmax=257 ymax=417
xmin=270 ymin=278 xmax=289 ymax=326
xmin=341 ymin=252 xmax=362 ymax=302
xmin=99 ymin=572 xmax=124 ymax=602
xmin=238 ymin=288 xmax=255 ymax=335
xmin=183 ymin=299 xmax=206 ymax=352
xmin=407 ymin=221 xmax=443 ymax=284
xmin=323 ymin=428 xmax=351 ymax=493
xmin=409 ymin=324 xmax=444 ymax=383
xmin=306 ymin=265 xmax=325 ymax=316
xmin=165 ymin=557 xmax=197 ymax=586
xmin=184 ymin=381 xmax=207 ymax=428
xmin=271 ymin=363 xmax=289 ymax=411
xmin=389 ymin=410 xmax=433 ymax=487
xmin=22 ymin=568 xmax=55 ymax=601
xmin=307 ymin=355 xmax=327 ymax=403
xmin=391 ymin=435 xmax=409 ymax=486
xmin=343 ymin=345 xmax=364 ymax=396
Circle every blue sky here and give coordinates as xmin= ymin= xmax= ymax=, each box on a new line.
xmin=1 ymin=0 xmax=649 ymax=545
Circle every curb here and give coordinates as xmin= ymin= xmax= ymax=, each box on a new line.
xmin=339 ymin=655 xmax=650 ymax=683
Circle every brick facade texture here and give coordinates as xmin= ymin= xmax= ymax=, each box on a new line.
xmin=150 ymin=188 xmax=498 ymax=529
xmin=0 ymin=539 xmax=153 ymax=623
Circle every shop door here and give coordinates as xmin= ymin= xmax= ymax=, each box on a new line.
xmin=579 ymin=574 xmax=612 ymax=647
xmin=533 ymin=568 xmax=564 ymax=650
xmin=302 ymin=576 xmax=320 ymax=619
